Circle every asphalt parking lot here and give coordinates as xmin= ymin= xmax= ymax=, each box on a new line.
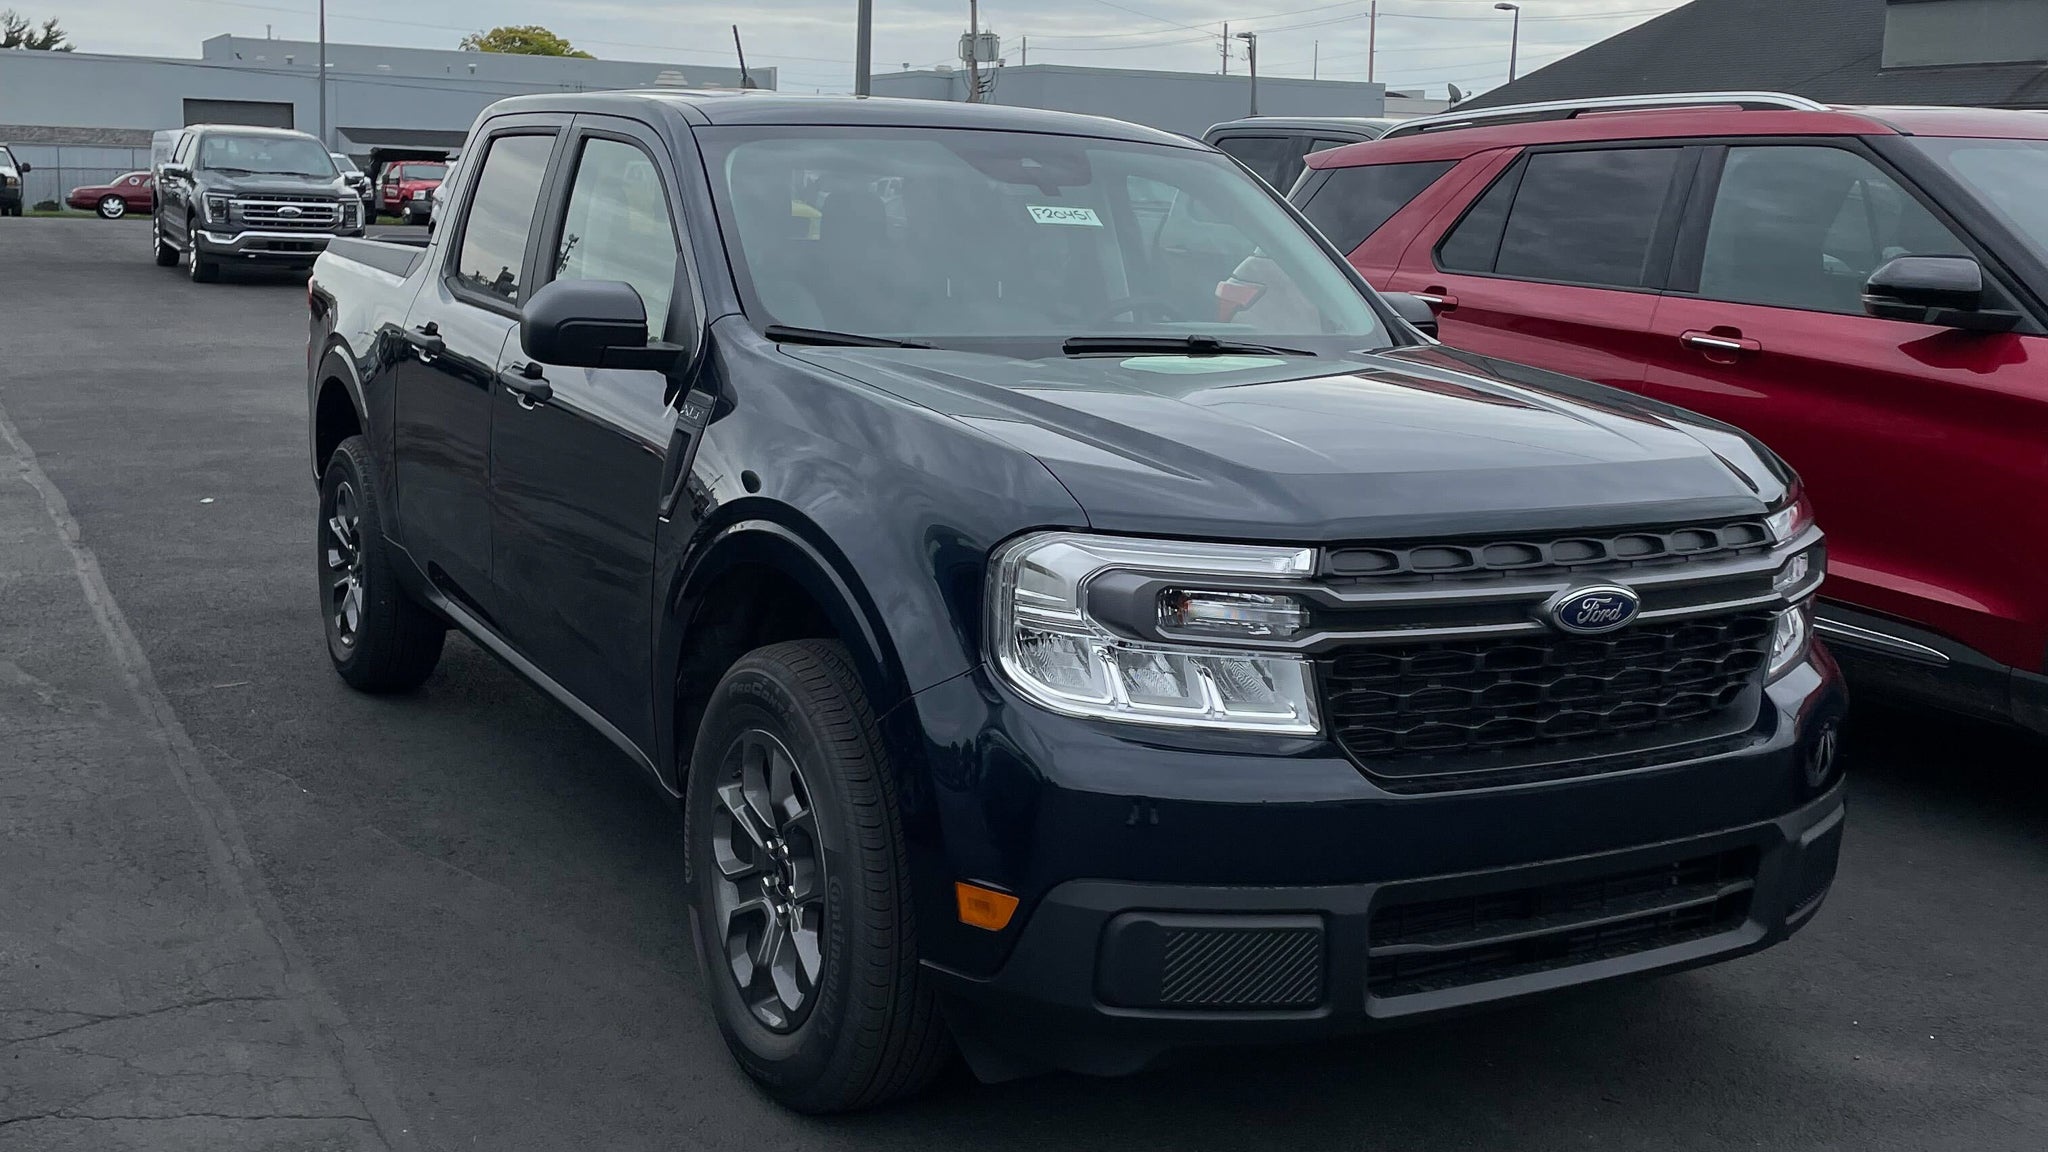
xmin=3 ymin=215 xmax=2047 ymax=1151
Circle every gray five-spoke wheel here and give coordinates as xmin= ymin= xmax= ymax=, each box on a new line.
xmin=324 ymin=480 xmax=365 ymax=648
xmin=711 ymin=728 xmax=826 ymax=1033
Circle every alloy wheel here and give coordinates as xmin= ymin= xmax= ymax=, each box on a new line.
xmin=710 ymin=728 xmax=826 ymax=1032
xmin=99 ymin=196 xmax=125 ymax=219
xmin=324 ymin=480 xmax=365 ymax=648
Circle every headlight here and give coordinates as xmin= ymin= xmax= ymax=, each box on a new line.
xmin=340 ymin=199 xmax=360 ymax=228
xmin=988 ymin=532 xmax=1320 ymax=733
xmin=1765 ymin=484 xmax=1815 ymax=543
xmin=1767 ymin=602 xmax=1812 ymax=679
xmin=204 ymin=193 xmax=231 ymax=222
xmin=412 ymin=188 xmax=429 ymax=200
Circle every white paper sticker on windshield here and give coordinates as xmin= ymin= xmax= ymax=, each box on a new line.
xmin=1028 ymin=205 xmax=1103 ymax=227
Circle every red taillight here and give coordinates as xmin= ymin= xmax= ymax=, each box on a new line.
xmin=1216 ymin=279 xmax=1267 ymax=323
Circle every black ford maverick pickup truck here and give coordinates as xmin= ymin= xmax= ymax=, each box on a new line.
xmin=308 ymin=91 xmax=1846 ymax=1112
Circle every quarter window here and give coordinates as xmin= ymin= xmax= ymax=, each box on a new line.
xmin=1697 ymin=145 xmax=1971 ymax=315
xmin=452 ymin=133 xmax=556 ymax=304
xmin=1299 ymin=160 xmax=1455 ymax=255
xmin=1494 ymin=148 xmax=1682 ymax=288
xmin=552 ymin=137 xmax=680 ymax=340
xmin=1436 ymin=164 xmax=1519 ymax=273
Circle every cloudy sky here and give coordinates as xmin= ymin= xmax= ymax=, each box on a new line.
xmin=49 ymin=0 xmax=1690 ymax=99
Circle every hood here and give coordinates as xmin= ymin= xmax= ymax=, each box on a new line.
xmin=199 ymin=172 xmax=350 ymax=199
xmin=786 ymin=343 xmax=1788 ymax=542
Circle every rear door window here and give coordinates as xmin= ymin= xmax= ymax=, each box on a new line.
xmin=451 ymin=133 xmax=557 ymax=304
xmin=1214 ymin=135 xmax=1301 ymax=191
xmin=1299 ymin=160 xmax=1455 ymax=254
xmin=1493 ymin=149 xmax=1683 ymax=288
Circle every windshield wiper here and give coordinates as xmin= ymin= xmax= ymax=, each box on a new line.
xmin=763 ymin=324 xmax=931 ymax=349
xmin=1060 ymin=334 xmax=1315 ymax=357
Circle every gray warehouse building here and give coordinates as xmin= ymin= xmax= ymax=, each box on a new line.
xmin=0 ymin=35 xmax=768 ymax=206
xmin=872 ymin=64 xmax=1386 ymax=139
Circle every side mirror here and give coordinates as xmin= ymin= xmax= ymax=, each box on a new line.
xmin=1863 ymin=256 xmax=2020 ymax=333
xmin=1382 ymin=291 xmax=1440 ymax=339
xmin=159 ymin=163 xmax=188 ymax=181
xmin=521 ymin=278 xmax=692 ymax=373
xmin=16 ymin=162 xmax=28 ymax=174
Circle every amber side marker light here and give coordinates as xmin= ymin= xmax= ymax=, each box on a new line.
xmin=955 ymin=882 xmax=1020 ymax=931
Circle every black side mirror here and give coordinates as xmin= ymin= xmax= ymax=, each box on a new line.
xmin=521 ymin=278 xmax=694 ymax=373
xmin=1382 ymin=291 xmax=1439 ymax=339
xmin=1863 ymin=256 xmax=2020 ymax=333
xmin=16 ymin=162 xmax=28 ymax=174
xmin=160 ymin=163 xmax=189 ymax=181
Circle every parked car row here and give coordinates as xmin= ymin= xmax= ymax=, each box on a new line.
xmin=1275 ymin=92 xmax=2048 ymax=737
xmin=307 ymin=91 xmax=1845 ymax=1113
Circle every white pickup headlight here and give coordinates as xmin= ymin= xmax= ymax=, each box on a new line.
xmin=1768 ymin=602 xmax=1812 ymax=679
xmin=987 ymin=532 xmax=1321 ymax=733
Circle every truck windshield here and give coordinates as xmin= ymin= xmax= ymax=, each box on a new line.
xmin=406 ymin=164 xmax=449 ymax=181
xmin=200 ymin=134 xmax=337 ymax=178
xmin=700 ymin=126 xmax=1387 ymax=352
xmin=1907 ymin=137 xmax=2048 ymax=264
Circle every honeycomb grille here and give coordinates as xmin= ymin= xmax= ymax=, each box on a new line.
xmin=1325 ymin=519 xmax=1772 ymax=582
xmin=1325 ymin=611 xmax=1773 ymax=787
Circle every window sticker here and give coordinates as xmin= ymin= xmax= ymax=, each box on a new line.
xmin=1028 ymin=205 xmax=1103 ymax=227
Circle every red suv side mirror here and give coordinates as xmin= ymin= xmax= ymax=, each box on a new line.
xmin=1862 ymin=257 xmax=2020 ymax=333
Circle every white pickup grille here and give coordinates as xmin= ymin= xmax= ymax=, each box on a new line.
xmin=233 ymin=197 xmax=344 ymax=230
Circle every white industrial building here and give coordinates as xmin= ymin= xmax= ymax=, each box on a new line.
xmin=0 ymin=35 xmax=767 ymax=206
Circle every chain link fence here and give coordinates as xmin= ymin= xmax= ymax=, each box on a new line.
xmin=12 ymin=147 xmax=152 ymax=210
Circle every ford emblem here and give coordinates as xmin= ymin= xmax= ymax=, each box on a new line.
xmin=279 ymin=205 xmax=303 ymax=218
xmin=1545 ymin=585 xmax=1641 ymax=635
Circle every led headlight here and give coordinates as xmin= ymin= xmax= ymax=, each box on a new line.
xmin=1765 ymin=485 xmax=1815 ymax=543
xmin=1767 ymin=602 xmax=1812 ymax=679
xmin=989 ymin=532 xmax=1320 ymax=733
xmin=204 ymin=193 xmax=231 ymax=223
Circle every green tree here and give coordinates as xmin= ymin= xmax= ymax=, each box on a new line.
xmin=1 ymin=9 xmax=72 ymax=50
xmin=459 ymin=25 xmax=593 ymax=58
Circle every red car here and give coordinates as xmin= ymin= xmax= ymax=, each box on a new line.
xmin=378 ymin=160 xmax=447 ymax=223
xmin=66 ymin=170 xmax=154 ymax=219
xmin=1289 ymin=92 xmax=2048 ymax=735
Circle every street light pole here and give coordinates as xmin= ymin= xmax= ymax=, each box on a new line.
xmin=1236 ymin=31 xmax=1258 ymax=117
xmin=855 ymin=0 xmax=873 ymax=95
xmin=1495 ymin=2 xmax=1522 ymax=84
xmin=317 ymin=0 xmax=327 ymax=148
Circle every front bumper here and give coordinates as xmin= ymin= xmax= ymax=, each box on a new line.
xmin=195 ymin=229 xmax=361 ymax=262
xmin=901 ymin=649 xmax=1848 ymax=1078
xmin=0 ymin=187 xmax=21 ymax=209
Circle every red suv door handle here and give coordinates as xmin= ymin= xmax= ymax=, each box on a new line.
xmin=1680 ymin=330 xmax=1761 ymax=355
xmin=1414 ymin=287 xmax=1460 ymax=311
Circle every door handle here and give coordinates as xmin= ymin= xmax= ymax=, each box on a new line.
xmin=403 ymin=323 xmax=444 ymax=360
xmin=1680 ymin=330 xmax=1761 ymax=355
xmin=500 ymin=365 xmax=552 ymax=409
xmin=1414 ymin=286 xmax=1459 ymax=311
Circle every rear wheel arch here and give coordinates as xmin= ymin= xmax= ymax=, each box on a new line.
xmin=660 ymin=519 xmax=912 ymax=795
xmin=313 ymin=347 xmax=368 ymax=480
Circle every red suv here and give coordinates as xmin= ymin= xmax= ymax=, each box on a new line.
xmin=1291 ymin=92 xmax=2048 ymax=734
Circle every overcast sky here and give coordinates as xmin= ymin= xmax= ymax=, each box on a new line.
xmin=50 ymin=0 xmax=1691 ymax=99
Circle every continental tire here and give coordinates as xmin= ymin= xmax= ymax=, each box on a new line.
xmin=686 ymin=639 xmax=952 ymax=1112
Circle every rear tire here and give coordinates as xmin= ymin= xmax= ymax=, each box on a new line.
xmin=318 ymin=435 xmax=445 ymax=693
xmin=686 ymin=640 xmax=952 ymax=1113
xmin=152 ymin=218 xmax=178 ymax=266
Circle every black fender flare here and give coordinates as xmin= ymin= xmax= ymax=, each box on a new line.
xmin=654 ymin=516 xmax=915 ymax=792
xmin=311 ymin=341 xmax=370 ymax=480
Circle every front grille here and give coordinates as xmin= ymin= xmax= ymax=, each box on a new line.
xmin=1324 ymin=611 xmax=1772 ymax=791
xmin=1367 ymin=847 xmax=1759 ymax=998
xmin=1325 ymin=519 xmax=1772 ymax=584
xmin=235 ymin=197 xmax=342 ymax=230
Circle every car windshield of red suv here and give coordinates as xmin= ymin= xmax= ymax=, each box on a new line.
xmin=1908 ymin=137 xmax=2048 ymax=262
xmin=199 ymin=134 xmax=337 ymax=178
xmin=703 ymin=126 xmax=1387 ymax=351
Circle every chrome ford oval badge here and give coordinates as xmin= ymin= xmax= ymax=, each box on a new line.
xmin=1546 ymin=585 xmax=1641 ymax=635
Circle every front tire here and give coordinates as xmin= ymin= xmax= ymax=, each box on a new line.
xmin=686 ymin=640 xmax=951 ymax=1113
xmin=187 ymin=230 xmax=218 ymax=282
xmin=98 ymin=195 xmax=126 ymax=220
xmin=319 ymin=435 xmax=445 ymax=692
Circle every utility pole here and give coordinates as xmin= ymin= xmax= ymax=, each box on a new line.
xmin=1222 ymin=23 xmax=1229 ymax=74
xmin=967 ymin=0 xmax=982 ymax=103
xmin=1021 ymin=36 xmax=1027 ymax=66
xmin=1368 ymin=1 xmax=1377 ymax=84
xmin=1313 ymin=40 xmax=1319 ymax=81
xmin=1496 ymin=3 xmax=1523 ymax=83
xmin=1236 ymin=31 xmax=1258 ymax=117
xmin=855 ymin=0 xmax=873 ymax=95
xmin=316 ymin=0 xmax=327 ymax=148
